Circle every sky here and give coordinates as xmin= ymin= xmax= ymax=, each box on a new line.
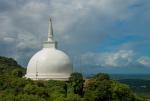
xmin=0 ymin=0 xmax=150 ymax=74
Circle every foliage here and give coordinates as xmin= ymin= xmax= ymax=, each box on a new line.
xmin=0 ymin=56 xmax=25 ymax=75
xmin=0 ymin=94 xmax=46 ymax=101
xmin=93 ymin=73 xmax=110 ymax=80
xmin=11 ymin=68 xmax=24 ymax=77
xmin=84 ymin=76 xmax=112 ymax=101
xmin=66 ymin=93 xmax=82 ymax=101
xmin=0 ymin=56 xmax=145 ymax=101
xmin=111 ymin=81 xmax=135 ymax=101
xmin=84 ymin=74 xmax=145 ymax=101
xmin=119 ymin=79 xmax=150 ymax=98
xmin=69 ymin=72 xmax=84 ymax=96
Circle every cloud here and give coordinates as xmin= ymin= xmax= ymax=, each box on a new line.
xmin=3 ymin=37 xmax=15 ymax=43
xmin=137 ymin=56 xmax=150 ymax=67
xmin=81 ymin=50 xmax=150 ymax=68
xmin=0 ymin=0 xmax=149 ymax=70
xmin=81 ymin=50 xmax=134 ymax=67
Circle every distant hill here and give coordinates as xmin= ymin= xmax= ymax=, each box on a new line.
xmin=0 ymin=56 xmax=25 ymax=75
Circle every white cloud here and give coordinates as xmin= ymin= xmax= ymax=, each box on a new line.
xmin=102 ymin=50 xmax=134 ymax=67
xmin=3 ymin=37 xmax=15 ymax=43
xmin=82 ymin=50 xmax=150 ymax=68
xmin=137 ymin=56 xmax=150 ymax=67
xmin=82 ymin=50 xmax=134 ymax=68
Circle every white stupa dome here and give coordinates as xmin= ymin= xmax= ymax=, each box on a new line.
xmin=25 ymin=17 xmax=73 ymax=80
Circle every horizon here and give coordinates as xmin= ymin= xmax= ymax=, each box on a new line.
xmin=0 ymin=0 xmax=150 ymax=74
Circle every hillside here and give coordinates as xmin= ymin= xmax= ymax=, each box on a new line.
xmin=0 ymin=56 xmax=25 ymax=75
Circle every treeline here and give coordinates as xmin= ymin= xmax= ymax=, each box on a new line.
xmin=0 ymin=56 xmax=146 ymax=101
xmin=0 ymin=73 xmax=145 ymax=101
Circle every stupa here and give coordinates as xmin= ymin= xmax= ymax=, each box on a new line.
xmin=25 ymin=17 xmax=73 ymax=80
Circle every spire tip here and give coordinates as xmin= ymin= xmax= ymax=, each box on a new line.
xmin=48 ymin=16 xmax=53 ymax=42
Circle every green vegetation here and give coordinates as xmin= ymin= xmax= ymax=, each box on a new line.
xmin=119 ymin=79 xmax=150 ymax=100
xmin=0 ymin=56 xmax=25 ymax=76
xmin=0 ymin=56 xmax=147 ymax=101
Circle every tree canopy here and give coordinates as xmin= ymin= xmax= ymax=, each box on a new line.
xmin=0 ymin=56 xmax=145 ymax=101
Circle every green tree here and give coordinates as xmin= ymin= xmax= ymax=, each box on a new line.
xmin=84 ymin=79 xmax=112 ymax=101
xmin=11 ymin=68 xmax=23 ymax=77
xmin=0 ymin=94 xmax=15 ymax=101
xmin=111 ymin=81 xmax=136 ymax=101
xmin=16 ymin=94 xmax=46 ymax=101
xmin=93 ymin=73 xmax=110 ymax=81
xmin=69 ymin=72 xmax=84 ymax=97
xmin=66 ymin=93 xmax=82 ymax=101
xmin=50 ymin=91 xmax=65 ymax=101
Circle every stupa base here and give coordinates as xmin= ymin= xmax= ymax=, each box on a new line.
xmin=25 ymin=73 xmax=70 ymax=81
